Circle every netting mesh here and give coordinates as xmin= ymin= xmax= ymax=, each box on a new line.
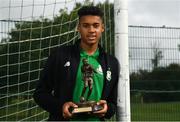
xmin=0 ymin=0 xmax=114 ymax=121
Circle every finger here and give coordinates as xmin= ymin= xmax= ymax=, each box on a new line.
xmin=69 ymin=102 xmax=78 ymax=108
xmin=63 ymin=102 xmax=75 ymax=118
xmin=97 ymin=100 xmax=107 ymax=105
xmin=93 ymin=112 xmax=105 ymax=117
xmin=63 ymin=102 xmax=78 ymax=112
xmin=93 ymin=105 xmax=107 ymax=114
xmin=63 ymin=106 xmax=70 ymax=118
xmin=63 ymin=112 xmax=72 ymax=119
xmin=94 ymin=101 xmax=108 ymax=114
xmin=98 ymin=113 xmax=105 ymax=117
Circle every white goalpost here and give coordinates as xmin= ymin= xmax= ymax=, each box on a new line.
xmin=114 ymin=0 xmax=131 ymax=121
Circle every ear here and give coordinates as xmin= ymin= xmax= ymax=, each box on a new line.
xmin=77 ymin=23 xmax=80 ymax=32
xmin=102 ymin=24 xmax=105 ymax=32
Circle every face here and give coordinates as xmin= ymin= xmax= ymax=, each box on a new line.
xmin=77 ymin=15 xmax=104 ymax=47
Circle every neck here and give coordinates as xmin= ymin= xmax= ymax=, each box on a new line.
xmin=80 ymin=42 xmax=98 ymax=55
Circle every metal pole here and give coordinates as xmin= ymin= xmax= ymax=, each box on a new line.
xmin=114 ymin=0 xmax=131 ymax=121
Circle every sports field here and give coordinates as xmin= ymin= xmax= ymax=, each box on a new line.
xmin=1 ymin=98 xmax=180 ymax=121
xmin=131 ymin=102 xmax=180 ymax=121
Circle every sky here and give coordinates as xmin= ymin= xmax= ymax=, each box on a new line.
xmin=0 ymin=0 xmax=180 ymax=27
xmin=128 ymin=0 xmax=180 ymax=27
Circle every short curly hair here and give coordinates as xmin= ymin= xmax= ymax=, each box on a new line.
xmin=78 ymin=6 xmax=104 ymax=20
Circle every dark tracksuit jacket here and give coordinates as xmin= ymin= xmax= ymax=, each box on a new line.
xmin=33 ymin=40 xmax=120 ymax=121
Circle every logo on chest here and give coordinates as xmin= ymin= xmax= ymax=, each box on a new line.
xmin=96 ymin=65 xmax=103 ymax=75
xmin=106 ymin=68 xmax=112 ymax=81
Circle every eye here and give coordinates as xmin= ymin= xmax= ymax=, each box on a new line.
xmin=82 ymin=24 xmax=89 ymax=28
xmin=93 ymin=24 xmax=100 ymax=28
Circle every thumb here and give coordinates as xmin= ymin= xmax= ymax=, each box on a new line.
xmin=69 ymin=102 xmax=78 ymax=108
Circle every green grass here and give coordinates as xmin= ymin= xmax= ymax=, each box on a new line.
xmin=0 ymin=106 xmax=48 ymax=121
xmin=1 ymin=98 xmax=180 ymax=121
xmin=131 ymin=102 xmax=180 ymax=121
xmin=0 ymin=97 xmax=48 ymax=121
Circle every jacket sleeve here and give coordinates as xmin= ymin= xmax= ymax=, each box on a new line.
xmin=33 ymin=49 xmax=63 ymax=116
xmin=104 ymin=58 xmax=120 ymax=119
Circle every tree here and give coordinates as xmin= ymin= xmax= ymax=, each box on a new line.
xmin=130 ymin=63 xmax=180 ymax=103
xmin=151 ymin=42 xmax=163 ymax=69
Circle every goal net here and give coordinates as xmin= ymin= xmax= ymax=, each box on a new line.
xmin=0 ymin=0 xmax=114 ymax=121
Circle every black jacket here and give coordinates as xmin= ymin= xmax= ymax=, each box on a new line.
xmin=33 ymin=40 xmax=120 ymax=121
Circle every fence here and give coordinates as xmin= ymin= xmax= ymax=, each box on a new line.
xmin=129 ymin=25 xmax=180 ymax=121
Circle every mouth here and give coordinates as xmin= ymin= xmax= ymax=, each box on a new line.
xmin=87 ymin=35 xmax=96 ymax=40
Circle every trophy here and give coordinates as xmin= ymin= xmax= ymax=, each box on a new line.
xmin=70 ymin=58 xmax=103 ymax=114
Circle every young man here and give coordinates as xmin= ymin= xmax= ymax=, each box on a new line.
xmin=33 ymin=6 xmax=119 ymax=121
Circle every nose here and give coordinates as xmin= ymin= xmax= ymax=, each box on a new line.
xmin=88 ymin=26 xmax=95 ymax=33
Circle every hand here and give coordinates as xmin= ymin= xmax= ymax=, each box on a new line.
xmin=93 ymin=100 xmax=108 ymax=118
xmin=62 ymin=102 xmax=78 ymax=119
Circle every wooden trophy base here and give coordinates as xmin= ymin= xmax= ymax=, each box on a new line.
xmin=70 ymin=101 xmax=103 ymax=114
